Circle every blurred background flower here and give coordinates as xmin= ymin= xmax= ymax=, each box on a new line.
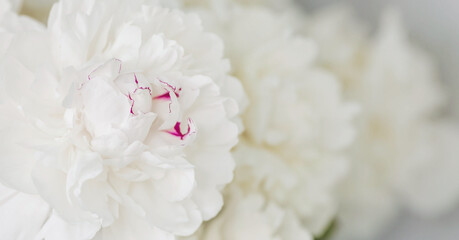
xmin=299 ymin=0 xmax=459 ymax=239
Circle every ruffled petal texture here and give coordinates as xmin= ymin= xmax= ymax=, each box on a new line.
xmin=180 ymin=1 xmax=357 ymax=239
xmin=0 ymin=0 xmax=243 ymax=239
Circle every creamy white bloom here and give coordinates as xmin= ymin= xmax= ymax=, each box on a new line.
xmin=305 ymin=7 xmax=459 ymax=240
xmin=180 ymin=1 xmax=357 ymax=238
xmin=196 ymin=185 xmax=312 ymax=240
xmin=0 ymin=0 xmax=243 ymax=239
xmin=304 ymin=6 xmax=368 ymax=96
xmin=182 ymin=144 xmax=315 ymax=240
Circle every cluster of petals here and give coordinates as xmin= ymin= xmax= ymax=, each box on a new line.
xmin=0 ymin=0 xmax=243 ymax=239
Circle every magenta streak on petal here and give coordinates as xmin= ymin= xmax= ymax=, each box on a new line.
xmin=165 ymin=119 xmax=194 ymax=140
xmin=152 ymin=91 xmax=180 ymax=100
xmin=127 ymin=93 xmax=135 ymax=115
xmin=114 ymin=58 xmax=122 ymax=73
xmin=153 ymin=92 xmax=172 ymax=100
xmin=134 ymin=73 xmax=139 ymax=85
xmin=134 ymin=87 xmax=152 ymax=95
xmin=154 ymin=79 xmax=181 ymax=101
xmin=127 ymin=74 xmax=152 ymax=116
xmin=158 ymin=79 xmax=177 ymax=91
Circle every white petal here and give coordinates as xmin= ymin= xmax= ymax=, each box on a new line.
xmin=0 ymin=183 xmax=50 ymax=240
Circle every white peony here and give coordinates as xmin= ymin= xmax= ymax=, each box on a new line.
xmin=196 ymin=183 xmax=312 ymax=240
xmin=305 ymin=7 xmax=459 ymax=240
xmin=181 ymin=1 xmax=357 ymax=239
xmin=0 ymin=0 xmax=243 ymax=239
xmin=182 ymin=144 xmax=315 ymax=240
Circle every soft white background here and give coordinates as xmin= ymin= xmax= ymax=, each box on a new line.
xmin=299 ymin=0 xmax=459 ymax=239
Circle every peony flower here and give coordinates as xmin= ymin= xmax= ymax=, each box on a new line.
xmin=180 ymin=1 xmax=357 ymax=239
xmin=203 ymin=144 xmax=317 ymax=240
xmin=194 ymin=184 xmax=312 ymax=240
xmin=0 ymin=0 xmax=243 ymax=239
xmin=182 ymin=143 xmax=314 ymax=240
xmin=305 ymin=7 xmax=459 ymax=240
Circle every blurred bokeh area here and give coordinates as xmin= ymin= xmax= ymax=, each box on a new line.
xmin=299 ymin=0 xmax=459 ymax=239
